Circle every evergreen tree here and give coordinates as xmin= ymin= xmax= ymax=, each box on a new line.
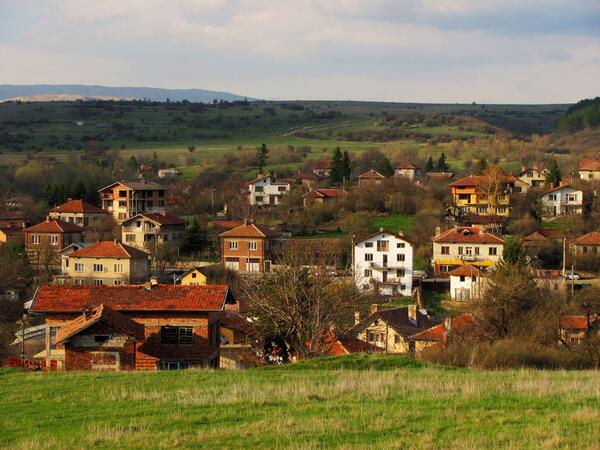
xmin=255 ymin=143 xmax=269 ymax=174
xmin=425 ymin=156 xmax=434 ymax=172
xmin=377 ymin=157 xmax=394 ymax=177
xmin=45 ymin=184 xmax=58 ymax=207
xmin=73 ymin=180 xmax=86 ymax=200
xmin=342 ymin=150 xmax=352 ymax=181
xmin=329 ymin=147 xmax=344 ymax=184
xmin=502 ymin=237 xmax=528 ymax=268
xmin=183 ymin=217 xmax=206 ymax=255
xmin=436 ymin=152 xmax=449 ymax=172
xmin=546 ymin=159 xmax=562 ymax=187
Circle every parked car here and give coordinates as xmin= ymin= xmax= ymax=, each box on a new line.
xmin=564 ymin=272 xmax=581 ymax=280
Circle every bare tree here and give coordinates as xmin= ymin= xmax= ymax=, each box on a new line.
xmin=244 ymin=251 xmax=368 ymax=360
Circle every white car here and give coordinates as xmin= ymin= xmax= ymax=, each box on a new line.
xmin=564 ymin=272 xmax=580 ymax=280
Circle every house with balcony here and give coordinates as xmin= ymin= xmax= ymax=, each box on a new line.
xmin=24 ymin=219 xmax=85 ymax=265
xmin=121 ymin=212 xmax=186 ymax=250
xmin=353 ymin=228 xmax=414 ymax=296
xmin=58 ymin=240 xmax=150 ymax=286
xmin=48 ymin=198 xmax=109 ymax=227
xmin=218 ymin=221 xmax=283 ymax=272
xmin=29 ymin=283 xmax=234 ymax=371
xmin=98 ymin=181 xmax=167 ymax=222
xmin=245 ymin=174 xmax=292 ymax=206
xmin=450 ymin=175 xmax=514 ymax=217
xmin=431 ymin=226 xmax=504 ymax=276
xmin=539 ymin=184 xmax=583 ymax=219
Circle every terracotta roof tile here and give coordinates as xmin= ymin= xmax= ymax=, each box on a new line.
xmin=395 ymin=162 xmax=419 ymax=170
xmin=579 ymin=159 xmax=600 ymax=171
xmin=447 ymin=265 xmax=481 ymax=277
xmin=49 ymin=199 xmax=107 ymax=214
xmin=31 ymin=284 xmax=233 ymax=313
xmin=409 ymin=314 xmax=475 ymax=343
xmin=68 ymin=241 xmax=149 ymax=259
xmin=432 ymin=227 xmax=504 ymax=244
xmin=559 ymin=315 xmax=595 ymax=330
xmin=573 ymin=231 xmax=600 ymax=246
xmin=24 ymin=219 xmax=84 ymax=234
xmin=304 ymin=188 xmax=347 ymax=199
xmin=56 ymin=304 xmax=145 ymax=343
xmin=358 ymin=169 xmax=386 ymax=179
xmin=542 ymin=184 xmax=581 ymax=196
xmin=218 ymin=222 xmax=281 ymax=238
xmin=124 ymin=213 xmax=185 ymax=226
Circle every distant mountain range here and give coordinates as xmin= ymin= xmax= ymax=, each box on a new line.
xmin=0 ymin=84 xmax=254 ymax=103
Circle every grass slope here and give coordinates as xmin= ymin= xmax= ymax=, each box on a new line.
xmin=1 ymin=355 xmax=600 ymax=449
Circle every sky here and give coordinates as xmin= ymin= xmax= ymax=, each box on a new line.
xmin=1 ymin=0 xmax=599 ymax=103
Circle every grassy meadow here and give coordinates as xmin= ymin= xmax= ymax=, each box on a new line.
xmin=1 ymin=355 xmax=600 ymax=449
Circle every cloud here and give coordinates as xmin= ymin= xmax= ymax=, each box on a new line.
xmin=0 ymin=0 xmax=599 ymax=103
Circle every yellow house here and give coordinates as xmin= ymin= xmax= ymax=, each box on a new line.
xmin=59 ymin=241 xmax=151 ymax=286
xmin=179 ymin=267 xmax=209 ymax=286
xmin=450 ymin=175 xmax=514 ymax=217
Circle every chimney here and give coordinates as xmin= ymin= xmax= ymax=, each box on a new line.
xmin=243 ymin=219 xmax=249 ymax=225
xmin=444 ymin=316 xmax=452 ymax=333
xmin=67 ymin=197 xmax=72 ymax=202
xmin=379 ymin=227 xmax=385 ymax=233
xmin=144 ymin=280 xmax=153 ymax=291
xmin=83 ymin=306 xmax=94 ymax=319
xmin=371 ymin=304 xmax=378 ymax=314
xmin=398 ymin=229 xmax=404 ymax=236
xmin=408 ymin=304 xmax=417 ymax=323
xmin=150 ymin=277 xmax=159 ymax=286
xmin=354 ymin=311 xmax=360 ymax=325
xmin=435 ymin=226 xmax=441 ymax=236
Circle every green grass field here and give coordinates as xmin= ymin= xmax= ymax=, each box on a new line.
xmin=1 ymin=355 xmax=599 ymax=449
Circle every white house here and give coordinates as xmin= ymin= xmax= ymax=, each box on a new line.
xmin=353 ymin=228 xmax=414 ymax=296
xmin=246 ymin=174 xmax=292 ymax=206
xmin=579 ymin=158 xmax=600 ymax=181
xmin=448 ymin=265 xmax=484 ymax=301
xmin=540 ymin=184 xmax=583 ymax=218
xmin=394 ymin=162 xmax=420 ymax=180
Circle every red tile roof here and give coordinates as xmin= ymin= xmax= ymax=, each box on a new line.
xmin=313 ymin=159 xmax=333 ymax=170
xmin=395 ymin=162 xmax=419 ymax=170
xmin=304 ymin=188 xmax=347 ymax=199
xmin=56 ymin=304 xmax=145 ymax=344
xmin=559 ymin=315 xmax=589 ymax=330
xmin=31 ymin=284 xmax=233 ymax=313
xmin=409 ymin=314 xmax=475 ymax=343
xmin=432 ymin=227 xmax=504 ymax=244
xmin=68 ymin=241 xmax=149 ymax=259
xmin=125 ymin=212 xmax=185 ymax=226
xmin=572 ymin=231 xmax=600 ymax=246
xmin=208 ymin=220 xmax=245 ymax=232
xmin=542 ymin=183 xmax=581 ymax=196
xmin=579 ymin=158 xmax=600 ymax=171
xmin=49 ymin=199 xmax=107 ymax=214
xmin=447 ymin=265 xmax=481 ymax=277
xmin=427 ymin=172 xmax=454 ymax=179
xmin=221 ymin=311 xmax=259 ymax=338
xmin=218 ymin=222 xmax=281 ymax=238
xmin=522 ymin=228 xmax=564 ymax=242
xmin=358 ymin=169 xmax=386 ymax=180
xmin=450 ymin=174 xmax=515 ymax=188
xmin=24 ymin=219 xmax=84 ymax=234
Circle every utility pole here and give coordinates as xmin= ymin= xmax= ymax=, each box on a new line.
xmin=562 ymin=237 xmax=566 ymax=277
xmin=571 ymin=263 xmax=575 ymax=298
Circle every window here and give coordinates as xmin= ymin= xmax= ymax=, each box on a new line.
xmin=394 ymin=335 xmax=402 ymax=344
xmin=465 ymin=247 xmax=473 ymax=255
xmin=567 ymin=194 xmax=577 ymax=202
xmin=159 ymin=200 xmax=165 ymax=207
xmin=119 ymin=201 xmax=127 ymax=207
xmin=365 ymin=242 xmax=373 ymax=248
xmin=64 ymin=259 xmax=69 ymax=268
xmin=489 ymin=247 xmax=497 ymax=256
xmin=191 ymin=272 xmax=197 ymax=278
xmin=458 ymin=246 xmax=464 ymax=255
xmin=364 ymin=253 xmax=373 ymax=261
xmin=255 ymin=186 xmax=264 ymax=193
xmin=94 ymin=335 xmax=109 ymax=343
xmin=113 ymin=280 xmax=124 ymax=285
xmin=396 ymin=254 xmax=405 ymax=261
xmin=441 ymin=246 xmax=450 ymax=255
xmin=125 ymin=234 xmax=136 ymax=242
xmin=161 ymin=326 xmax=193 ymax=345
xmin=75 ymin=263 xmax=84 ymax=272
xmin=397 ymin=269 xmax=405 ymax=277
xmin=255 ymin=196 xmax=263 ymax=202
xmin=460 ymin=276 xmax=465 ymax=282
xmin=119 ymin=191 xmax=127 ymax=198
xmin=228 ymin=241 xmax=238 ymax=250
xmin=397 ymin=243 xmax=405 ymax=248
xmin=75 ymin=279 xmax=84 ymax=286
xmin=475 ymin=247 xmax=480 ymax=255
xmin=497 ymin=206 xmax=507 ymax=213
xmin=114 ymin=264 xmax=123 ymax=273
xmin=93 ymin=264 xmax=104 ymax=272
xmin=367 ymin=332 xmax=384 ymax=343
xmin=377 ymin=240 xmax=389 ymax=251
xmin=248 ymin=241 xmax=257 ymax=250
xmin=50 ymin=235 xmax=58 ymax=245
xmin=93 ymin=279 xmax=103 ymax=286
xmin=364 ymin=269 xmax=372 ymax=277
xmin=32 ymin=234 xmax=40 ymax=245
xmin=278 ymin=186 xmax=287 ymax=192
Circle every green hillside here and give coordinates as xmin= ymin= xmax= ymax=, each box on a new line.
xmin=1 ymin=355 xmax=599 ymax=449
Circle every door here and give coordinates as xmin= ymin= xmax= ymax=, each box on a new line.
xmin=382 ymin=270 xmax=388 ymax=283
xmin=246 ymin=258 xmax=261 ymax=272
xmin=383 ymin=254 xmax=388 ymax=268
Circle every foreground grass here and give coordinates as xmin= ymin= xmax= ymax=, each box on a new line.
xmin=1 ymin=355 xmax=600 ymax=449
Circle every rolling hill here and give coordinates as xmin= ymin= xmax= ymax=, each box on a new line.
xmin=0 ymin=84 xmax=253 ymax=103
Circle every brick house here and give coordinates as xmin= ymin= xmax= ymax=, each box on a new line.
xmin=121 ymin=212 xmax=186 ymax=250
xmin=302 ymin=188 xmax=347 ymax=207
xmin=48 ymin=198 xmax=109 ymax=227
xmin=58 ymin=240 xmax=151 ymax=286
xmin=24 ymin=219 xmax=85 ymax=264
xmin=358 ymin=169 xmax=386 ymax=187
xmin=29 ymin=283 xmax=234 ymax=370
xmin=218 ymin=221 xmax=283 ymax=272
xmin=98 ymin=181 xmax=167 ymax=222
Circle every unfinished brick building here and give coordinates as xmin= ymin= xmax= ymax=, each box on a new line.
xmin=30 ymin=283 xmax=234 ymax=371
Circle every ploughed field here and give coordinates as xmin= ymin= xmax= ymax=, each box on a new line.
xmin=1 ymin=354 xmax=599 ymax=449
